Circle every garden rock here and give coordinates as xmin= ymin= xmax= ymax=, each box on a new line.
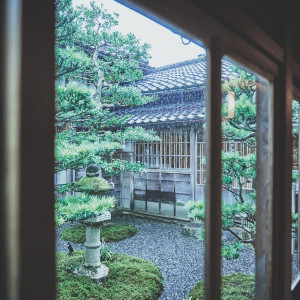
xmin=182 ymin=222 xmax=204 ymax=238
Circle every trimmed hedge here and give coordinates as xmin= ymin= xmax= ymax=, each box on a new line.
xmin=188 ymin=273 xmax=254 ymax=300
xmin=56 ymin=251 xmax=163 ymax=300
xmin=61 ymin=223 xmax=138 ymax=244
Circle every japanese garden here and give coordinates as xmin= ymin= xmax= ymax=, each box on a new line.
xmin=54 ymin=1 xmax=299 ymax=299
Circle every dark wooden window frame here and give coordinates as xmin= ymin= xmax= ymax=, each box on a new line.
xmin=1 ymin=0 xmax=55 ymax=299
xmin=1 ymin=0 xmax=299 ymax=299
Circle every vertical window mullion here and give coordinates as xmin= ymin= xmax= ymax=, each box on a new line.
xmin=254 ymin=75 xmax=273 ymax=299
xmin=205 ymin=39 xmax=222 ymax=300
xmin=298 ymin=114 xmax=300 ymax=276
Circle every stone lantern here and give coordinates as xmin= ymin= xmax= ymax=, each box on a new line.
xmin=73 ymin=164 xmax=114 ymax=282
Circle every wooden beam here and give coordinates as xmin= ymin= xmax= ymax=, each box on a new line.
xmin=117 ymin=0 xmax=278 ymax=79
xmin=198 ymin=0 xmax=284 ymax=63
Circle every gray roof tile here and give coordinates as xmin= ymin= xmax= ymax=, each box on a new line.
xmin=133 ymin=56 xmax=234 ymax=93
xmin=113 ymin=57 xmax=236 ymax=126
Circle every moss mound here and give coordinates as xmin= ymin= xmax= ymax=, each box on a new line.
xmin=74 ymin=176 xmax=113 ymax=193
xmin=56 ymin=251 xmax=163 ymax=300
xmin=188 ymin=273 xmax=254 ymax=300
xmin=61 ymin=223 xmax=138 ymax=244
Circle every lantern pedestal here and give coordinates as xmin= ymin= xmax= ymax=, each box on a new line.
xmin=74 ymin=212 xmax=111 ymax=283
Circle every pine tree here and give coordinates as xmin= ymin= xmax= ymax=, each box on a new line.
xmin=55 ymin=0 xmax=159 ymax=182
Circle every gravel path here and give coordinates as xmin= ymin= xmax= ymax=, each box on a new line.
xmin=57 ymin=214 xmax=258 ymax=300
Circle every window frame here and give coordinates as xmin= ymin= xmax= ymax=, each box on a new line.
xmin=1 ymin=0 xmax=297 ymax=299
xmin=120 ymin=1 xmax=294 ymax=299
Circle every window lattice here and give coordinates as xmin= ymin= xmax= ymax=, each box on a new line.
xmin=135 ymin=130 xmax=254 ymax=190
xmin=135 ymin=129 xmax=190 ymax=169
xmin=197 ymin=140 xmax=255 ymax=189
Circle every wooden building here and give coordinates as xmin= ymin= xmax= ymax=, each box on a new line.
xmin=113 ymin=56 xmax=254 ymax=218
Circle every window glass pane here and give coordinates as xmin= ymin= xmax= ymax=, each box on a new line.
xmin=55 ymin=0 xmax=208 ymax=299
xmin=220 ymin=56 xmax=271 ymax=298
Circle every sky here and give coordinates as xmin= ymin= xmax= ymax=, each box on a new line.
xmin=72 ymin=0 xmax=206 ymax=67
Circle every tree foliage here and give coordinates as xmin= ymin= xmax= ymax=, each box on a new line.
xmin=187 ymin=65 xmax=257 ymax=247
xmin=55 ymin=0 xmax=158 ymax=175
xmin=221 ymin=152 xmax=256 ymax=204
xmin=220 ymin=66 xmax=257 ymax=245
xmin=222 ymin=65 xmax=256 ymax=147
xmin=189 ymin=67 xmax=300 ymax=249
xmin=55 ymin=194 xmax=115 ymax=225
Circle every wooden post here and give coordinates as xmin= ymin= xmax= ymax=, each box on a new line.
xmin=298 ymin=112 xmax=300 ymax=276
xmin=0 ymin=0 xmax=56 ymax=299
xmin=1 ymin=1 xmax=23 ymax=298
xmin=255 ymin=75 xmax=273 ymax=300
xmin=120 ymin=142 xmax=134 ymax=211
xmin=190 ymin=127 xmax=196 ymax=201
xmin=205 ymin=39 xmax=222 ymax=300
xmin=272 ymin=12 xmax=293 ymax=300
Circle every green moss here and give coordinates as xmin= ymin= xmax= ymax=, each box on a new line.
xmin=56 ymin=251 xmax=163 ymax=300
xmin=74 ymin=176 xmax=113 ymax=193
xmin=188 ymin=273 xmax=254 ymax=300
xmin=101 ymin=223 xmax=138 ymax=242
xmin=61 ymin=223 xmax=138 ymax=244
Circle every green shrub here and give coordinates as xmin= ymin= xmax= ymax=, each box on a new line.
xmin=187 ymin=273 xmax=254 ymax=300
xmin=222 ymin=241 xmax=243 ymax=260
xmin=55 ymin=183 xmax=75 ymax=195
xmin=55 ymin=194 xmax=115 ymax=224
xmin=56 ymin=251 xmax=163 ymax=300
xmin=197 ymin=228 xmax=205 ymax=241
xmin=100 ymin=238 xmax=112 ymax=262
xmin=101 ymin=223 xmax=138 ymax=242
xmin=61 ymin=223 xmax=138 ymax=244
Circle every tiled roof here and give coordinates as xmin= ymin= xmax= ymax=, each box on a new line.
xmin=114 ymin=89 xmax=206 ymax=126
xmin=113 ymin=57 xmax=236 ymax=126
xmin=134 ymin=55 xmax=235 ymax=93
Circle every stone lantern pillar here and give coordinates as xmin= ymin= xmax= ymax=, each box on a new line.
xmin=74 ymin=212 xmax=111 ymax=282
xmin=73 ymin=164 xmax=114 ymax=282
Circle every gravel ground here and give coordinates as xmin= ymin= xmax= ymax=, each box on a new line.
xmin=56 ymin=214 xmax=298 ymax=300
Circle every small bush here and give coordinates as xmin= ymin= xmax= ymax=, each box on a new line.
xmin=197 ymin=228 xmax=205 ymax=241
xmin=55 ymin=194 xmax=115 ymax=224
xmin=100 ymin=238 xmax=112 ymax=262
xmin=222 ymin=241 xmax=243 ymax=260
xmin=56 ymin=251 xmax=163 ymax=300
xmin=61 ymin=223 xmax=138 ymax=244
xmin=187 ymin=273 xmax=254 ymax=300
xmin=101 ymin=223 xmax=138 ymax=242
